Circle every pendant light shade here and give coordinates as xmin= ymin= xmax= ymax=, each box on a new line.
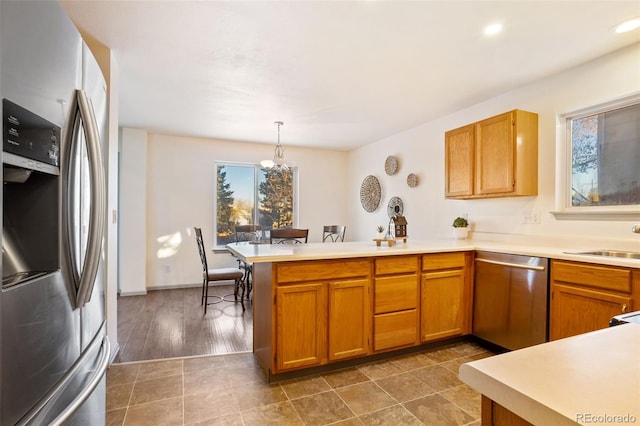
xmin=261 ymin=121 xmax=289 ymax=170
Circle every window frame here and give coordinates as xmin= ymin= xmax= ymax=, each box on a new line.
xmin=213 ymin=161 xmax=299 ymax=248
xmin=552 ymin=92 xmax=640 ymax=221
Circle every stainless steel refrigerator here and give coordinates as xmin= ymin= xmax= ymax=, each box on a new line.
xmin=1 ymin=1 xmax=109 ymax=424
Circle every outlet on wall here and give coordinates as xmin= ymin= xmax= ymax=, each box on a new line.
xmin=522 ymin=210 xmax=541 ymax=224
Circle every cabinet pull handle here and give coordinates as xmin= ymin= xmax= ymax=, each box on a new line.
xmin=622 ymin=304 xmax=628 ymax=313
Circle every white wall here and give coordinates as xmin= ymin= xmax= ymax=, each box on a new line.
xmin=119 ymin=128 xmax=148 ymax=295
xmin=120 ymin=42 xmax=639 ymax=293
xmin=348 ymin=43 xmax=640 ymax=244
xmin=120 ymin=132 xmax=348 ymax=291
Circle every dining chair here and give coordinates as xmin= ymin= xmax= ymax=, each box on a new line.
xmin=322 ymin=225 xmax=346 ymax=242
xmin=270 ymin=228 xmax=309 ymax=244
xmin=234 ymin=225 xmax=262 ymax=299
xmin=194 ymin=227 xmax=245 ymax=314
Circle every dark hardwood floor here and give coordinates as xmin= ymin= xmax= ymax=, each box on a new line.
xmin=114 ymin=285 xmax=252 ymax=363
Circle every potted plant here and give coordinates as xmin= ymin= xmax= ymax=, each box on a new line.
xmin=452 ymin=216 xmax=469 ymax=240
xmin=376 ymin=225 xmax=385 ymax=240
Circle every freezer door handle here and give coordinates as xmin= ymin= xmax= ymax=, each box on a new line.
xmin=49 ymin=336 xmax=110 ymax=426
xmin=61 ymin=89 xmax=106 ymax=308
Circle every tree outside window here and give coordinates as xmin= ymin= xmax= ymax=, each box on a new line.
xmin=215 ymin=164 xmax=295 ymax=246
xmin=569 ymin=102 xmax=640 ymax=207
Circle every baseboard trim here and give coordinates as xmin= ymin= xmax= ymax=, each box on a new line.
xmin=118 ymin=282 xmax=236 ymax=296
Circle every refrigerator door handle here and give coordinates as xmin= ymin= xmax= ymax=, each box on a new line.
xmin=49 ymin=336 xmax=110 ymax=426
xmin=61 ymin=89 xmax=106 ymax=308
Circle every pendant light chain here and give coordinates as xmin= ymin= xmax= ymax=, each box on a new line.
xmin=261 ymin=121 xmax=289 ymax=170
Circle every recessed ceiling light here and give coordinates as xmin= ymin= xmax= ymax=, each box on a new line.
xmin=615 ymin=17 xmax=640 ymax=33
xmin=484 ymin=23 xmax=503 ymax=36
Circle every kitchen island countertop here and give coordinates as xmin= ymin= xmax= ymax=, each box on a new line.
xmin=459 ymin=323 xmax=640 ymax=425
xmin=226 ymin=239 xmax=640 ymax=268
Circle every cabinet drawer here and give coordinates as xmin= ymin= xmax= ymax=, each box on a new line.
xmin=375 ymin=255 xmax=418 ymax=275
xmin=277 ymin=259 xmax=370 ymax=284
xmin=422 ymin=252 xmax=466 ymax=271
xmin=374 ymin=310 xmax=418 ymax=351
xmin=374 ymin=275 xmax=418 ymax=314
xmin=552 ymin=261 xmax=631 ymax=293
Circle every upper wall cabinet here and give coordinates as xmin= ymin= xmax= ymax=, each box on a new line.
xmin=445 ymin=110 xmax=539 ymax=199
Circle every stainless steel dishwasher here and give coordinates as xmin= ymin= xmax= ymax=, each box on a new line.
xmin=473 ymin=251 xmax=549 ymax=350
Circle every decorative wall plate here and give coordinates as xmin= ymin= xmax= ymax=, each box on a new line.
xmin=407 ymin=173 xmax=418 ymax=188
xmin=360 ymin=175 xmax=381 ymax=213
xmin=384 ymin=155 xmax=399 ymax=176
xmin=387 ymin=196 xmax=404 ymax=218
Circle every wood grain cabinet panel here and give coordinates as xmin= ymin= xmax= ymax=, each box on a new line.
xmin=550 ymin=283 xmax=632 ymax=340
xmin=421 ymin=269 xmax=466 ymax=341
xmin=550 ymin=260 xmax=637 ymax=340
xmin=423 ymin=252 xmax=466 ymax=271
xmin=421 ymin=252 xmax=473 ymax=342
xmin=373 ymin=255 xmax=420 ymax=352
xmin=277 ymin=259 xmax=370 ymax=283
xmin=445 ymin=124 xmax=475 ymax=198
xmin=445 ymin=110 xmax=538 ymax=199
xmin=328 ymin=279 xmax=371 ymax=361
xmin=374 ymin=310 xmax=418 ymax=351
xmin=374 ymin=275 xmax=418 ymax=314
xmin=475 ymin=111 xmax=516 ymax=195
xmin=276 ymin=283 xmax=327 ymax=371
xmin=273 ymin=259 xmax=371 ymax=373
xmin=375 ymin=255 xmax=418 ymax=275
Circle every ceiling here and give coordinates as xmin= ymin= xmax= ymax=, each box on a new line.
xmin=60 ymin=1 xmax=640 ymax=150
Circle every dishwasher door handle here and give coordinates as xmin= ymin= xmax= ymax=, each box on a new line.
xmin=475 ymin=258 xmax=546 ymax=271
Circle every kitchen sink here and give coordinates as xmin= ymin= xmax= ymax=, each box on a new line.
xmin=567 ymin=250 xmax=640 ymax=260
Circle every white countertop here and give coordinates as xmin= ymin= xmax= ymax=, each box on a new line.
xmin=226 ymin=238 xmax=640 ymax=268
xmin=459 ymin=323 xmax=640 ymax=426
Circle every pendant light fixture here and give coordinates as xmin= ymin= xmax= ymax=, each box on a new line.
xmin=260 ymin=121 xmax=289 ymax=171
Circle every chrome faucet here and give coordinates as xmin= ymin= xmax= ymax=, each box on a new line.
xmin=633 ymin=224 xmax=640 ymax=234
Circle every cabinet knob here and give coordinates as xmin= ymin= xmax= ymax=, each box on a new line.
xmin=622 ymin=304 xmax=628 ymax=313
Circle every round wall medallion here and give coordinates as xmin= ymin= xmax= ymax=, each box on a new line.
xmin=407 ymin=173 xmax=418 ymax=188
xmin=360 ymin=175 xmax=381 ymax=213
xmin=384 ymin=155 xmax=399 ymax=176
xmin=387 ymin=196 xmax=404 ymax=218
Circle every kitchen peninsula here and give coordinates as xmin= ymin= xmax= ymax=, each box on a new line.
xmin=227 ymin=239 xmax=640 ymax=382
xmin=227 ymin=240 xmax=476 ymax=381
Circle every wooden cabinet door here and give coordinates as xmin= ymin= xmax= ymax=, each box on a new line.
xmin=276 ymin=283 xmax=327 ymax=371
xmin=374 ymin=310 xmax=418 ymax=351
xmin=328 ymin=279 xmax=370 ymax=361
xmin=476 ymin=111 xmax=515 ymax=195
xmin=550 ymin=283 xmax=632 ymax=340
xmin=374 ymin=274 xmax=418 ymax=314
xmin=421 ymin=269 xmax=466 ymax=341
xmin=445 ymin=124 xmax=475 ymax=198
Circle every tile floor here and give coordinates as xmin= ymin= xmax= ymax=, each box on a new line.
xmin=106 ymin=341 xmax=493 ymax=425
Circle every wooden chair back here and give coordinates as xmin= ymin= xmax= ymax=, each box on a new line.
xmin=235 ymin=225 xmax=262 ymax=242
xmin=270 ymin=228 xmax=309 ymax=244
xmin=194 ymin=227 xmax=208 ymax=276
xmin=323 ymin=225 xmax=346 ymax=242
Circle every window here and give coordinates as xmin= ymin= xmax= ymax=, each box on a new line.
xmin=215 ymin=163 xmax=297 ymax=246
xmin=554 ymin=94 xmax=640 ymax=219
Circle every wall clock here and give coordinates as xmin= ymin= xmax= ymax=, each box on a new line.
xmin=387 ymin=196 xmax=404 ymax=217
xmin=384 ymin=155 xmax=399 ymax=176
xmin=360 ymin=175 xmax=381 ymax=212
